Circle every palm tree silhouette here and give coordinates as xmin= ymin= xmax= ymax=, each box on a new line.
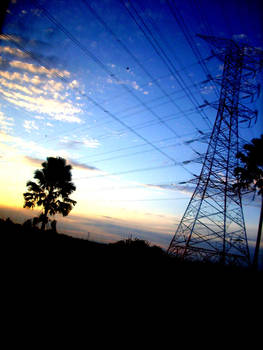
xmin=234 ymin=135 xmax=263 ymax=269
xmin=23 ymin=157 xmax=77 ymax=230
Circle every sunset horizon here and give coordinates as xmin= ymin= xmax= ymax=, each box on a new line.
xmin=0 ymin=0 xmax=262 ymax=267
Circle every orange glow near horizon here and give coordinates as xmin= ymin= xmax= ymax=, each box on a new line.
xmin=0 ymin=141 xmax=181 ymax=239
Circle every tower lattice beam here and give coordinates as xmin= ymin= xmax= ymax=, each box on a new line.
xmin=167 ymin=35 xmax=263 ymax=266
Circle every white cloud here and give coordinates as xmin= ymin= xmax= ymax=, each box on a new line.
xmin=0 ymin=131 xmax=71 ymax=160
xmin=132 ymin=81 xmax=140 ymax=90
xmin=107 ymin=63 xmax=116 ymax=68
xmin=82 ymin=137 xmax=100 ymax=148
xmin=34 ymin=115 xmax=45 ymax=120
xmin=68 ymin=80 xmax=79 ymax=89
xmin=9 ymin=60 xmax=71 ymax=78
xmin=60 ymin=135 xmax=100 ymax=149
xmin=106 ymin=77 xmax=148 ymax=94
xmin=0 ymin=71 xmax=33 ymax=83
xmin=0 ymin=85 xmax=82 ymax=123
xmin=23 ymin=119 xmax=39 ymax=132
xmin=0 ymin=46 xmax=28 ymax=58
xmin=0 ymin=111 xmax=14 ymax=132
xmin=0 ymin=77 xmax=42 ymax=95
xmin=0 ymin=46 xmax=83 ymax=125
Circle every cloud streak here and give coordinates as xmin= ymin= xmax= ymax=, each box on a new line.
xmin=9 ymin=59 xmax=70 ymax=78
xmin=0 ymin=111 xmax=14 ymax=132
xmin=68 ymin=159 xmax=101 ymax=172
xmin=144 ymin=182 xmax=195 ymax=195
xmin=107 ymin=77 xmax=149 ymax=95
xmin=59 ymin=136 xmax=100 ymax=149
xmin=0 ymin=39 xmax=83 ymax=124
xmin=0 ymin=46 xmax=28 ymax=58
xmin=0 ymin=87 xmax=82 ymax=123
xmin=23 ymin=119 xmax=39 ymax=132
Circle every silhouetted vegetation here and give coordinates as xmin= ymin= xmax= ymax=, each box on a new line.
xmin=234 ymin=134 xmax=263 ymax=269
xmin=1 ymin=216 xmax=261 ymax=293
xmin=23 ymin=157 xmax=76 ymax=230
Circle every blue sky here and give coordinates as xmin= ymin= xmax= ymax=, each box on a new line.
xmin=0 ymin=0 xmax=262 ymax=259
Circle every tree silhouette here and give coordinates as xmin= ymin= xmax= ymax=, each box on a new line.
xmin=234 ymin=134 xmax=263 ymax=269
xmin=23 ymin=157 xmax=77 ymax=231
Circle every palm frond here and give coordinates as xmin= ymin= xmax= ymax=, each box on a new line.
xmin=23 ymin=156 xmax=77 ymax=226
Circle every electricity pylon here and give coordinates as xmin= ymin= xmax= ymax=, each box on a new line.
xmin=167 ymin=35 xmax=263 ymax=266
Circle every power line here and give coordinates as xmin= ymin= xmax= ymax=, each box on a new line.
xmin=134 ymin=0 xmax=215 ymax=125
xmin=114 ymin=0 xmax=213 ymax=164
xmin=77 ymin=131 xmax=205 ymax=161
xmin=0 ymin=47 xmax=207 ymax=174
xmin=82 ymin=0 xmax=211 ymax=132
xmin=78 ymin=137 xmax=206 ymax=165
xmin=33 ymin=86 xmax=199 ymax=147
xmin=37 ymin=0 xmax=214 ymax=151
xmin=81 ymin=181 xmax=194 ymax=192
xmin=1 ymin=5 xmax=211 ymax=178
xmin=75 ymin=155 xmax=201 ymax=181
xmin=0 ymin=67 xmax=208 ymax=144
xmin=2 ymin=33 xmax=184 ymax=166
xmin=1 ymin=4 xmax=213 ymax=157
xmin=1 ymin=22 xmax=205 ymax=178
xmin=91 ymin=197 xmax=190 ymax=202
xmin=121 ymin=0 xmax=213 ymax=130
xmin=165 ymin=0 xmax=220 ymax=99
xmin=35 ymin=1 xmax=190 ymax=139
xmin=9 ymin=2 xmax=205 ymax=173
xmin=191 ymin=0 xmax=214 ymax=38
xmin=99 ymin=58 xmax=213 ymax=106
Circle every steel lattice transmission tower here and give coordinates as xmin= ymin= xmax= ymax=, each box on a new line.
xmin=167 ymin=35 xmax=263 ymax=266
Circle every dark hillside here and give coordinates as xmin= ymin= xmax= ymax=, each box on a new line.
xmin=1 ymin=217 xmax=261 ymax=299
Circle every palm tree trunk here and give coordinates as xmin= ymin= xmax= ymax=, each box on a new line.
xmin=41 ymin=219 xmax=46 ymax=231
xmin=253 ymin=194 xmax=263 ymax=270
xmin=40 ymin=206 xmax=49 ymax=231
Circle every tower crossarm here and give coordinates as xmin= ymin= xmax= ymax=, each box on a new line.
xmin=197 ymin=34 xmax=263 ymax=71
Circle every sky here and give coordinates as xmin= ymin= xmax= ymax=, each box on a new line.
xmin=0 ymin=0 xmax=262 ymax=260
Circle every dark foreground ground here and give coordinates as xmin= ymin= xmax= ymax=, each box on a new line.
xmin=1 ymin=217 xmax=261 ymax=281
xmin=0 ymin=219 xmax=263 ymax=328
xmin=1 ymin=217 xmax=260 ymax=347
